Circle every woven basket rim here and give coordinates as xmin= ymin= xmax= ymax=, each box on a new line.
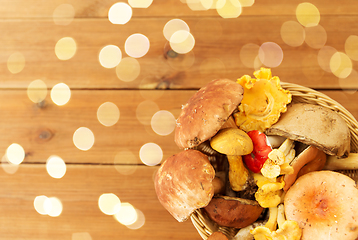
xmin=190 ymin=82 xmax=358 ymax=240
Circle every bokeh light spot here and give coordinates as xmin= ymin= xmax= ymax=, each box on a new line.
xmin=128 ymin=0 xmax=153 ymax=8
xmin=239 ymin=0 xmax=254 ymax=7
xmin=296 ymin=2 xmax=320 ymax=27
xmin=163 ymin=19 xmax=190 ymax=42
xmin=55 ymin=37 xmax=77 ymax=60
xmin=34 ymin=195 xmax=49 ymax=215
xmin=114 ymin=150 xmax=138 ymax=175
xmin=240 ymin=43 xmax=261 ymax=68
xmin=330 ymin=52 xmax=353 ymax=78
xmin=125 ymin=34 xmax=150 ymax=58
xmin=46 ymin=155 xmax=66 ymax=179
xmin=27 ymin=79 xmax=47 ymax=103
xmin=44 ymin=197 xmax=63 ymax=217
xmin=151 ymin=110 xmax=176 ymax=136
xmin=345 ymin=35 xmax=358 ymax=61
xmin=51 ymin=83 xmax=71 ymax=106
xmin=99 ymin=45 xmax=122 ymax=69
xmin=139 ymin=142 xmax=163 ymax=166
xmin=97 ymin=102 xmax=120 ymax=127
xmin=116 ymin=57 xmax=140 ymax=82
xmin=1 ymin=154 xmax=19 ymax=174
xmin=72 ymin=232 xmax=93 ymax=240
xmin=73 ymin=127 xmax=95 ymax=151
xmin=136 ymin=100 xmax=160 ymax=125
xmin=53 ymin=3 xmax=75 ymax=26
xmin=169 ymin=30 xmax=195 ymax=54
xmin=317 ymin=46 xmax=337 ymax=72
xmin=304 ymin=25 xmax=327 ymax=49
xmin=6 ymin=143 xmax=25 ymax=165
xmin=108 ymin=2 xmax=132 ymax=24
xmin=258 ymin=42 xmax=283 ymax=68
xmin=98 ymin=193 xmax=121 ymax=215
xmin=280 ymin=21 xmax=305 ymax=47
xmin=114 ymin=202 xmax=138 ymax=225
xmin=7 ymin=52 xmax=25 ymax=74
xmin=126 ymin=209 xmax=146 ymax=229
xmin=216 ymin=0 xmax=242 ymax=18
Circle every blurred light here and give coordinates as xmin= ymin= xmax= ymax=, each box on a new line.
xmin=258 ymin=42 xmax=283 ymax=68
xmin=55 ymin=37 xmax=77 ymax=60
xmin=139 ymin=142 xmax=163 ymax=166
xmin=330 ymin=52 xmax=353 ymax=78
xmin=280 ymin=21 xmax=305 ymax=47
xmin=7 ymin=52 xmax=25 ymax=74
xmin=163 ymin=19 xmax=190 ymax=42
xmin=72 ymin=232 xmax=92 ymax=240
xmin=187 ymin=0 xmax=210 ymax=11
xmin=114 ymin=202 xmax=137 ymax=225
xmin=51 ymin=83 xmax=71 ymax=106
xmin=99 ymin=45 xmax=122 ymax=69
xmin=128 ymin=0 xmax=153 ymax=8
xmin=53 ymin=3 xmax=75 ymax=26
xmin=46 ymin=155 xmax=66 ymax=179
xmin=34 ymin=195 xmax=49 ymax=215
xmin=296 ymin=2 xmax=320 ymax=27
xmin=345 ymin=35 xmax=358 ymax=61
xmin=136 ymin=100 xmax=160 ymax=125
xmin=239 ymin=0 xmax=254 ymax=7
xmin=73 ymin=127 xmax=95 ymax=151
xmin=317 ymin=46 xmax=337 ymax=72
xmin=304 ymin=25 xmax=327 ymax=49
xmin=97 ymin=102 xmax=120 ymax=127
xmin=27 ymin=79 xmax=47 ymax=103
xmin=1 ymin=154 xmax=19 ymax=174
xmin=169 ymin=30 xmax=195 ymax=54
xmin=126 ymin=209 xmax=145 ymax=229
xmin=98 ymin=193 xmax=121 ymax=215
xmin=6 ymin=143 xmax=25 ymax=165
xmin=114 ymin=150 xmax=138 ymax=175
xmin=44 ymin=197 xmax=63 ymax=217
xmin=108 ymin=2 xmax=132 ymax=24
xmin=116 ymin=57 xmax=140 ymax=82
xmin=216 ymin=0 xmax=242 ymax=18
xmin=339 ymin=69 xmax=358 ymax=93
xmin=125 ymin=34 xmax=150 ymax=58
xmin=240 ymin=43 xmax=261 ymax=68
xmin=151 ymin=110 xmax=176 ymax=136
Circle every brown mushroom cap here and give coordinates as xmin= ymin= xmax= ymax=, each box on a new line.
xmin=204 ymin=195 xmax=264 ymax=228
xmin=154 ymin=149 xmax=215 ymax=222
xmin=175 ymin=79 xmax=244 ymax=149
xmin=265 ymin=103 xmax=350 ymax=157
xmin=208 ymin=231 xmax=229 ymax=240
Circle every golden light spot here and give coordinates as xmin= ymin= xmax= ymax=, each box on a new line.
xmin=151 ymin=110 xmax=176 ymax=136
xmin=114 ymin=202 xmax=138 ymax=225
xmin=73 ymin=127 xmax=95 ymax=151
xmin=296 ymin=2 xmax=320 ymax=27
xmin=216 ymin=0 xmax=242 ymax=18
xmin=345 ymin=35 xmax=358 ymax=61
xmin=302 ymin=53 xmax=324 ymax=81
xmin=330 ymin=52 xmax=353 ymax=78
xmin=163 ymin=19 xmax=190 ymax=42
xmin=46 ymin=155 xmax=66 ymax=179
xmin=108 ymin=2 xmax=132 ymax=24
xmin=1 ymin=154 xmax=19 ymax=174
xmin=169 ymin=30 xmax=195 ymax=54
xmin=305 ymin=25 xmax=327 ymax=49
xmin=186 ymin=0 xmax=213 ymax=10
xmin=139 ymin=142 xmax=163 ymax=166
xmin=338 ymin=69 xmax=358 ymax=93
xmin=98 ymin=193 xmax=121 ymax=215
xmin=258 ymin=42 xmax=284 ymax=68
xmin=136 ymin=100 xmax=160 ymax=125
xmin=55 ymin=37 xmax=77 ymax=60
xmin=240 ymin=43 xmax=261 ymax=69
xmin=6 ymin=143 xmax=25 ymax=165
xmin=27 ymin=79 xmax=47 ymax=103
xmin=72 ymin=232 xmax=93 ymax=240
xmin=239 ymin=0 xmax=254 ymax=7
xmin=280 ymin=21 xmax=305 ymax=47
xmin=7 ymin=52 xmax=25 ymax=74
xmin=125 ymin=209 xmax=146 ymax=229
xmin=97 ymin=102 xmax=120 ymax=127
xmin=34 ymin=195 xmax=49 ymax=215
xmin=44 ymin=197 xmax=63 ymax=217
xmin=99 ymin=45 xmax=122 ymax=69
xmin=317 ymin=46 xmax=337 ymax=72
xmin=116 ymin=57 xmax=140 ymax=82
xmin=128 ymin=0 xmax=153 ymax=8
xmin=53 ymin=3 xmax=75 ymax=26
xmin=114 ymin=150 xmax=138 ymax=175
xmin=51 ymin=83 xmax=71 ymax=106
xmin=125 ymin=34 xmax=150 ymax=58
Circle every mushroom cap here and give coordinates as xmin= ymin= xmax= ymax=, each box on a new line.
xmin=175 ymin=79 xmax=244 ymax=149
xmin=284 ymin=170 xmax=358 ymax=240
xmin=265 ymin=103 xmax=350 ymax=157
xmin=204 ymin=195 xmax=264 ymax=228
xmin=208 ymin=231 xmax=229 ymax=240
xmin=154 ymin=149 xmax=215 ymax=222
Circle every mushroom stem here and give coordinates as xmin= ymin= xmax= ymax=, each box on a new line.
xmin=323 ymin=153 xmax=358 ymax=170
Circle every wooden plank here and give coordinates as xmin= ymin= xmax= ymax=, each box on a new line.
xmin=0 ymin=89 xmax=357 ymax=165
xmin=0 ymin=16 xmax=357 ymax=90
xmin=0 ymin=164 xmax=201 ymax=240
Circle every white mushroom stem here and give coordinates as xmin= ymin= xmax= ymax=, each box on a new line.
xmin=323 ymin=153 xmax=358 ymax=170
xmin=276 ymin=204 xmax=286 ymax=229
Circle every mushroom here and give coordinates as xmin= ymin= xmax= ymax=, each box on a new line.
xmin=175 ymin=78 xmax=244 ymax=149
xmin=204 ymin=195 xmax=264 ymax=229
xmin=207 ymin=231 xmax=229 ymax=240
xmin=323 ymin=153 xmax=358 ymax=170
xmin=154 ymin=149 xmax=217 ymax=222
xmin=265 ymin=103 xmax=351 ymax=157
xmin=284 ymin=170 xmax=358 ymax=240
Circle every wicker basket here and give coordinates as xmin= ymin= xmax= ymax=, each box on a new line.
xmin=190 ymin=82 xmax=358 ymax=240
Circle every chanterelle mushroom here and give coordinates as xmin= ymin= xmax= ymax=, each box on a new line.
xmin=154 ymin=149 xmax=216 ymax=222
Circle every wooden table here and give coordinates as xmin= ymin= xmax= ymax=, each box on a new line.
xmin=0 ymin=0 xmax=357 ymax=239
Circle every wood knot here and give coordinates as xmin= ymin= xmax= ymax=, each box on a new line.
xmin=36 ymin=128 xmax=54 ymax=143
